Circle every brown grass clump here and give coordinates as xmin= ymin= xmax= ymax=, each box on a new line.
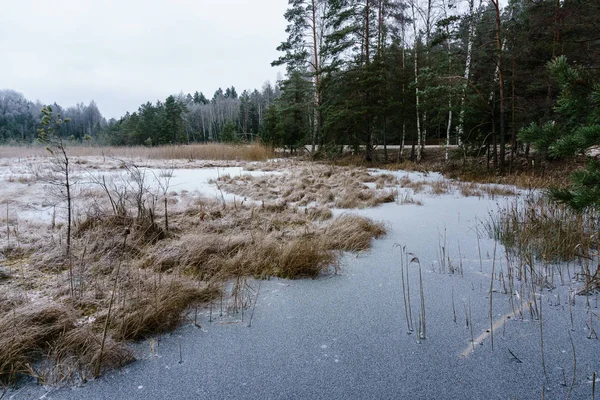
xmin=325 ymin=215 xmax=387 ymax=252
xmin=480 ymin=184 xmax=517 ymax=198
xmin=135 ymin=204 xmax=384 ymax=281
xmin=306 ymin=206 xmax=333 ymax=221
xmin=275 ymin=238 xmax=336 ymax=278
xmin=0 ymin=305 xmax=132 ymax=385
xmin=396 ymin=192 xmax=424 ymax=206
xmin=40 ymin=326 xmax=133 ymax=385
xmin=489 ymin=195 xmax=599 ymax=263
xmin=430 ymin=180 xmax=452 ymax=195
xmin=458 ymin=181 xmax=483 ymax=197
xmin=224 ymin=236 xmax=337 ymax=279
xmin=215 ymin=163 xmax=399 ymax=209
xmin=0 ymin=306 xmax=75 ymax=383
xmin=107 ymin=280 xmax=219 ymax=340
xmin=400 ymin=178 xmax=427 ymax=193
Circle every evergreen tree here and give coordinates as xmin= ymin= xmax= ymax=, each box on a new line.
xmin=520 ymin=56 xmax=600 ymax=209
xmin=273 ymin=0 xmax=329 ymax=152
xmin=163 ymin=95 xmax=188 ymax=144
xmin=278 ymin=71 xmax=314 ymax=152
xmin=220 ymin=121 xmax=239 ymax=143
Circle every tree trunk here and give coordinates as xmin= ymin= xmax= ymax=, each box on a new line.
xmin=443 ymin=0 xmax=453 ymax=160
xmin=399 ymin=19 xmax=407 ymax=161
xmin=411 ymin=0 xmax=422 ymax=162
xmin=364 ymin=0 xmax=373 ymax=162
xmin=510 ymin=55 xmax=516 ymax=172
xmin=492 ymin=0 xmax=506 ymax=174
xmin=421 ymin=0 xmax=433 ymax=157
xmin=457 ymin=0 xmax=475 ymax=147
xmin=311 ymin=0 xmax=321 ymax=154
xmin=383 ymin=117 xmax=388 ymax=163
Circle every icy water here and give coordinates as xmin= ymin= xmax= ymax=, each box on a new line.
xmin=3 ymin=166 xmax=275 ymax=225
xmin=9 ymin=169 xmax=600 ymax=399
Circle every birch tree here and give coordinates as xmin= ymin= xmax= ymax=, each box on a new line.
xmin=456 ymin=0 xmax=477 ymax=147
xmin=491 ymin=0 xmax=506 ymax=173
xmin=273 ymin=0 xmax=329 ymax=153
xmin=411 ymin=0 xmax=423 ymax=161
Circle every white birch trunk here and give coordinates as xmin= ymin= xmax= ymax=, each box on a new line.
xmin=412 ymin=1 xmax=422 ymax=161
xmin=422 ymin=0 xmax=432 ymax=153
xmin=443 ymin=0 xmax=453 ymax=160
xmin=457 ymin=0 xmax=475 ymax=146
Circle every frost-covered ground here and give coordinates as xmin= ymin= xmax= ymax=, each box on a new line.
xmin=2 ymin=156 xmax=599 ymax=399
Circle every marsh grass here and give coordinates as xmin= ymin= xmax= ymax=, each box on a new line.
xmin=0 ymin=156 xmax=390 ymax=385
xmin=0 ymin=204 xmax=385 ymax=385
xmin=107 ymin=280 xmax=219 ymax=340
xmin=0 ymin=143 xmax=273 ymax=162
xmin=488 ymin=194 xmax=600 ymax=293
xmin=325 ymin=215 xmax=387 ymax=252
xmin=398 ymin=174 xmax=517 ymax=199
xmin=214 ymin=163 xmax=399 ymax=209
xmin=0 ymin=306 xmax=132 ymax=385
xmin=489 ymin=195 xmax=599 ymax=263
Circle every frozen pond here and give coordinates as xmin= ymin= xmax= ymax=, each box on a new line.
xmin=7 ymin=166 xmax=600 ymax=400
xmin=1 ymin=165 xmax=278 ymax=226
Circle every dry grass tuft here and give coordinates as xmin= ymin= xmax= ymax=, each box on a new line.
xmin=225 ymin=236 xmax=337 ymax=279
xmin=39 ymin=326 xmax=133 ymax=385
xmin=400 ymin=177 xmax=427 ymax=193
xmin=215 ymin=163 xmax=399 ymax=209
xmin=489 ymin=195 xmax=599 ymax=263
xmin=0 ymin=303 xmax=132 ymax=385
xmin=458 ymin=182 xmax=483 ymax=197
xmin=108 ymin=280 xmax=219 ymax=340
xmin=275 ymin=238 xmax=336 ymax=278
xmin=396 ymin=192 xmax=424 ymax=206
xmin=0 ymin=306 xmax=75 ymax=383
xmin=325 ymin=215 xmax=387 ymax=252
xmin=306 ymin=207 xmax=333 ymax=220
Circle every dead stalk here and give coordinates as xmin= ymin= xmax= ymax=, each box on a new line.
xmin=95 ymin=230 xmax=129 ymax=378
xmin=247 ymin=281 xmax=261 ymax=328
xmin=567 ymin=330 xmax=577 ymax=400
xmin=489 ymin=240 xmax=497 ymax=351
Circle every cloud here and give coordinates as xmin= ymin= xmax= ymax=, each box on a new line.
xmin=0 ymin=0 xmax=287 ymax=118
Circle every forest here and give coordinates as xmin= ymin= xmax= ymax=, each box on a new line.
xmin=1 ymin=0 xmax=599 ymax=174
xmin=2 ymin=1 xmax=600 ymax=395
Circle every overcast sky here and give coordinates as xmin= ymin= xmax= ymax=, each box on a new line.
xmin=0 ymin=0 xmax=288 ymax=119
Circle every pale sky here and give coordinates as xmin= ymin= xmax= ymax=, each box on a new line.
xmin=0 ymin=0 xmax=288 ymax=119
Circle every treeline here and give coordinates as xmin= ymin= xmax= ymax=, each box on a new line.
xmin=3 ymin=0 xmax=598 ymax=169
xmin=0 ymin=83 xmax=281 ymax=146
xmin=104 ymin=84 xmax=281 ymax=146
xmin=267 ymin=0 xmax=600 ymax=168
xmin=0 ymin=90 xmax=104 ymax=143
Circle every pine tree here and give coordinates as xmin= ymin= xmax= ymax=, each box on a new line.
xmin=519 ymin=56 xmax=600 ymax=209
xmin=273 ymin=0 xmax=329 ymax=152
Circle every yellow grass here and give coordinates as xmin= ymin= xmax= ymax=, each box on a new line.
xmin=0 ymin=143 xmax=273 ymax=162
xmin=0 ymin=305 xmax=132 ymax=384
